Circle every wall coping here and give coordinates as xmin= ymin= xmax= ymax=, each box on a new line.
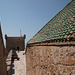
xmin=27 ymin=41 xmax=75 ymax=47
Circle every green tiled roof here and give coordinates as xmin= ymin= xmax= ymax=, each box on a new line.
xmin=28 ymin=0 xmax=75 ymax=44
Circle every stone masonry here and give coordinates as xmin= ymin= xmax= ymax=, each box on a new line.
xmin=0 ymin=25 xmax=7 ymax=75
xmin=26 ymin=43 xmax=75 ymax=75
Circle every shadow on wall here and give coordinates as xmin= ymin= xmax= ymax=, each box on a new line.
xmin=0 ymin=24 xmax=7 ymax=75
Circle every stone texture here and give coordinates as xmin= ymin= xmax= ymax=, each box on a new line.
xmin=26 ymin=45 xmax=75 ymax=75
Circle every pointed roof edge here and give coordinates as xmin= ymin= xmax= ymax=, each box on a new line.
xmin=27 ymin=0 xmax=73 ymax=44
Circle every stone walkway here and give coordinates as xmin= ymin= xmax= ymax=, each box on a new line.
xmin=11 ymin=51 xmax=26 ymax=75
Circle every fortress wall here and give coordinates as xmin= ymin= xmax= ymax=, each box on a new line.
xmin=26 ymin=44 xmax=75 ymax=75
xmin=5 ymin=36 xmax=25 ymax=55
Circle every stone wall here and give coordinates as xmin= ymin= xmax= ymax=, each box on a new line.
xmin=26 ymin=44 xmax=75 ymax=75
xmin=5 ymin=35 xmax=26 ymax=55
xmin=0 ymin=25 xmax=7 ymax=75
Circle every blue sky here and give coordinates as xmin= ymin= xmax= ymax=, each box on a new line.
xmin=0 ymin=0 xmax=71 ymax=46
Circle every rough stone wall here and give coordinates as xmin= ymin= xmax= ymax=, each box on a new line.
xmin=26 ymin=45 xmax=75 ymax=75
xmin=0 ymin=26 xmax=7 ymax=75
xmin=5 ymin=36 xmax=25 ymax=55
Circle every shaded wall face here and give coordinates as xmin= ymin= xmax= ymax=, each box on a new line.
xmin=0 ymin=29 xmax=7 ymax=75
xmin=26 ymin=45 xmax=75 ymax=75
xmin=6 ymin=37 xmax=25 ymax=54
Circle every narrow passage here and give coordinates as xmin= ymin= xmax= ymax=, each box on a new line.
xmin=11 ymin=51 xmax=26 ymax=75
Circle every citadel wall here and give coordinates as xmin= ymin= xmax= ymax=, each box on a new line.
xmin=5 ymin=35 xmax=26 ymax=55
xmin=26 ymin=42 xmax=75 ymax=75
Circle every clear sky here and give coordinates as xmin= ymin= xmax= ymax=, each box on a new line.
xmin=0 ymin=0 xmax=71 ymax=46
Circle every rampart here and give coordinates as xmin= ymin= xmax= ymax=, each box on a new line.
xmin=26 ymin=42 xmax=75 ymax=75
